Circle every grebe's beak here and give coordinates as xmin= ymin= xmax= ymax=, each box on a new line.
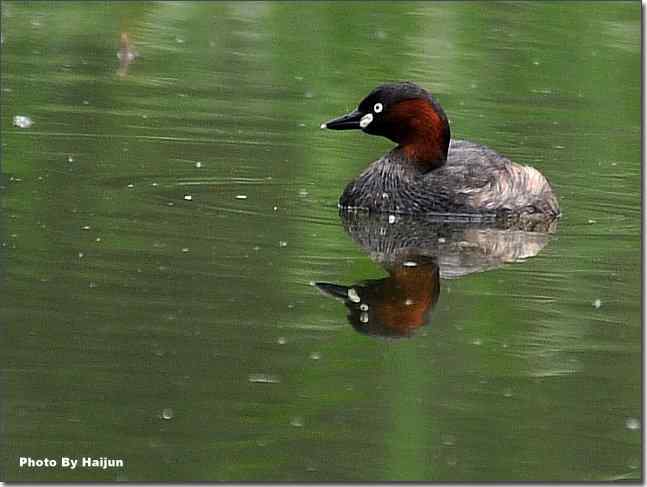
xmin=321 ymin=109 xmax=364 ymax=130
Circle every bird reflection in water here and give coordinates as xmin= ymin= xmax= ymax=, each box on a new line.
xmin=316 ymin=212 xmax=558 ymax=338
xmin=116 ymin=32 xmax=138 ymax=77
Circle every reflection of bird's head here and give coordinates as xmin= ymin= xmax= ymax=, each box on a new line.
xmin=316 ymin=257 xmax=440 ymax=338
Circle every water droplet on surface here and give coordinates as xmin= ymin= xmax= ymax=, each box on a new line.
xmin=627 ymin=457 xmax=640 ymax=470
xmin=309 ymin=352 xmax=321 ymax=360
xmin=127 ymin=183 xmax=134 ymax=188
xmin=472 ymin=338 xmax=482 ymax=346
xmin=625 ymin=417 xmax=640 ymax=430
xmin=161 ymin=408 xmax=174 ymax=420
xmin=183 ymin=195 xmax=193 ymax=201
xmin=13 ymin=115 xmax=32 ymax=128
xmin=279 ymin=241 xmax=288 ymax=248
xmin=195 ymin=161 xmax=202 ymax=168
xmin=181 ymin=248 xmax=189 ymax=253
xmin=290 ymin=416 xmax=304 ymax=427
xmin=236 ymin=195 xmax=248 ymax=200
xmin=503 ymin=388 xmax=513 ymax=398
xmin=277 ymin=337 xmax=287 ymax=345
xmin=441 ymin=434 xmax=456 ymax=446
xmin=248 ymin=373 xmax=281 ymax=384
xmin=593 ymin=299 xmax=602 ymax=309
xmin=67 ymin=155 xmax=74 ymax=163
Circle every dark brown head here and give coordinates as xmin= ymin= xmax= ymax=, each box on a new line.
xmin=322 ymin=82 xmax=451 ymax=172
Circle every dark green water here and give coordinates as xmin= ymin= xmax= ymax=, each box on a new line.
xmin=0 ymin=1 xmax=640 ymax=482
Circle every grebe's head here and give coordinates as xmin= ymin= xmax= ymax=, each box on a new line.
xmin=322 ymin=82 xmax=451 ymax=171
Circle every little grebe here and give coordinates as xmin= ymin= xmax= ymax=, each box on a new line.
xmin=322 ymin=82 xmax=559 ymax=219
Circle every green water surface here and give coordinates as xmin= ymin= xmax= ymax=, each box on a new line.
xmin=0 ymin=1 xmax=641 ymax=482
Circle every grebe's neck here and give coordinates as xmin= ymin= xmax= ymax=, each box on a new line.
xmin=386 ymin=98 xmax=451 ymax=173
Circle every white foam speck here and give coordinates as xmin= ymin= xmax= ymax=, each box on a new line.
xmin=625 ymin=417 xmax=640 ymax=430
xmin=290 ymin=416 xmax=304 ymax=427
xmin=248 ymin=373 xmax=281 ymax=384
xmin=13 ymin=115 xmax=33 ymax=128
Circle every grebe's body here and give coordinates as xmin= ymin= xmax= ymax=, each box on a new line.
xmin=323 ymin=82 xmax=559 ymax=219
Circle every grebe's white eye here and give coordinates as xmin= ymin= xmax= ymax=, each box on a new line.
xmin=373 ymin=102 xmax=383 ymax=113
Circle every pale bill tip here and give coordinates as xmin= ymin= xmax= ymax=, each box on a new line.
xmin=320 ymin=123 xmax=327 ymax=129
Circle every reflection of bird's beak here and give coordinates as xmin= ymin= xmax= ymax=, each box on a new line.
xmin=315 ymin=282 xmax=350 ymax=300
xmin=320 ymin=109 xmax=364 ymax=130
